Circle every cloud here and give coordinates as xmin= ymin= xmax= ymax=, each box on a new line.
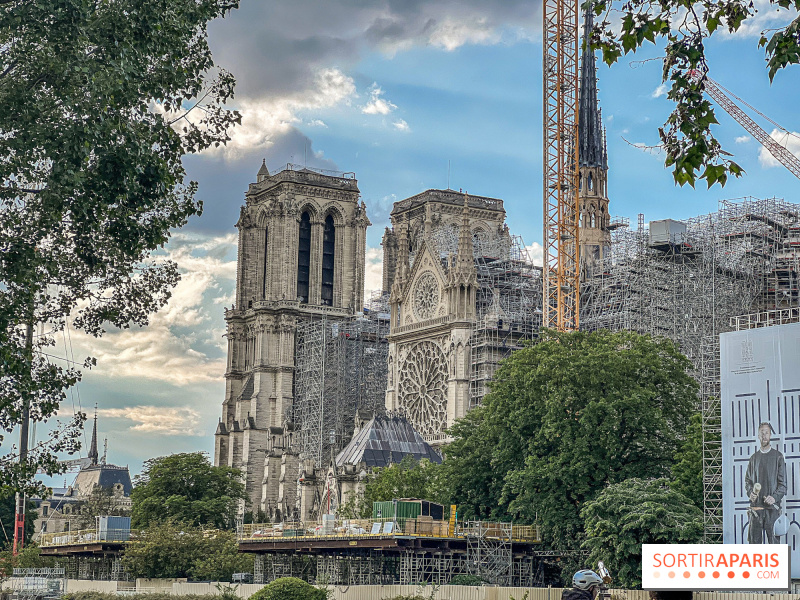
xmin=307 ymin=119 xmax=328 ymax=128
xmin=728 ymin=0 xmax=799 ymax=39
xmin=758 ymin=129 xmax=800 ymax=169
xmin=98 ymin=406 xmax=204 ymax=436
xmin=393 ymin=119 xmax=410 ymax=131
xmin=197 ymin=1 xmax=541 ymax=160
xmin=362 ymin=84 xmax=397 ymax=115
xmin=735 ymin=135 xmax=751 ymax=144
xmin=364 ymin=247 xmax=385 ymax=300
xmin=207 ymin=68 xmax=356 ymax=159
xmin=60 ymin=232 xmax=237 ymax=385
xmin=525 ymin=242 xmax=544 ymax=267
xmin=651 ymin=83 xmax=668 ymax=98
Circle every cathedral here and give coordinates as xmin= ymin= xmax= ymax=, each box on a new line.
xmin=214 ymin=5 xmax=609 ymax=518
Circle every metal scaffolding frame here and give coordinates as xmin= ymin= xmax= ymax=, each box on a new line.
xmin=580 ymin=196 xmax=800 ymax=540
xmin=463 ymin=521 xmax=513 ymax=586
xmin=470 ymin=235 xmax=542 ymax=407
xmin=294 ymin=312 xmax=390 ymax=464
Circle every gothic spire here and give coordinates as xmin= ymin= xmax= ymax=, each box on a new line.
xmin=579 ymin=4 xmax=607 ymax=170
xmin=88 ymin=406 xmax=98 ymax=465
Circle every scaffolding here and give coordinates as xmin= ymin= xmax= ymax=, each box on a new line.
xmin=10 ymin=568 xmax=66 ymax=600
xmin=469 ymin=235 xmax=542 ymax=407
xmin=463 ymin=521 xmax=513 ymax=586
xmin=294 ymin=312 xmax=390 ymax=464
xmin=580 ymin=196 xmax=800 ymax=540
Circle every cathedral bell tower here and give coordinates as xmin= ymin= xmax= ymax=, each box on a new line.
xmin=214 ymin=162 xmax=369 ymax=514
xmin=578 ymin=6 xmax=611 ymax=265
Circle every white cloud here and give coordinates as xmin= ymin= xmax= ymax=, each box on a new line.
xmin=361 ymin=84 xmax=397 ymax=115
xmin=393 ymin=119 xmax=410 ymax=131
xmin=61 ymin=232 xmax=237 ymax=385
xmin=651 ymin=83 xmax=668 ymax=98
xmin=426 ymin=16 xmax=501 ymax=51
xmin=364 ymin=246 xmax=384 ymax=300
xmin=728 ymin=0 xmax=799 ymax=39
xmin=758 ymin=129 xmax=800 ymax=169
xmin=98 ymin=406 xmax=204 ymax=436
xmin=307 ymin=119 xmax=328 ymax=128
xmin=525 ymin=242 xmax=544 ymax=267
xmin=208 ymin=68 xmax=356 ymax=159
xmin=735 ymin=135 xmax=751 ymax=144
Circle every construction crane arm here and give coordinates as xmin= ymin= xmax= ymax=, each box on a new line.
xmin=691 ymin=71 xmax=800 ymax=180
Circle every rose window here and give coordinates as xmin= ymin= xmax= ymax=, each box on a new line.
xmin=398 ymin=341 xmax=448 ymax=437
xmin=412 ymin=272 xmax=440 ymax=321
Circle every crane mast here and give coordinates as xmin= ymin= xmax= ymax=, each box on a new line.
xmin=698 ymin=74 xmax=800 ymax=180
xmin=543 ymin=0 xmax=581 ymax=331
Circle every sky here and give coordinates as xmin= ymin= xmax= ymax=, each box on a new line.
xmin=38 ymin=0 xmax=800 ymax=486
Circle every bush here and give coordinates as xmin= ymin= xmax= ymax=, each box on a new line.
xmin=249 ymin=577 xmax=328 ymax=600
xmin=447 ymin=574 xmax=485 ymax=586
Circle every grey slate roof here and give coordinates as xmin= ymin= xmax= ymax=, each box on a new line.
xmin=335 ymin=415 xmax=442 ymax=468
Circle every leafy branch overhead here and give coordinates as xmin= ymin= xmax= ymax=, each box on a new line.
xmin=0 ymin=0 xmax=239 ymax=495
xmin=587 ymin=0 xmax=800 ymax=187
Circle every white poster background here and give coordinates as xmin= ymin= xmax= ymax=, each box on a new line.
xmin=720 ymin=322 xmax=800 ymax=580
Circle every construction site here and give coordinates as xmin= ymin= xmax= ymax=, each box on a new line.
xmin=238 ymin=514 xmax=544 ymax=587
xmin=293 ymin=303 xmax=390 ymax=464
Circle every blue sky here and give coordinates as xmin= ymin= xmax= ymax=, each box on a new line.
xmin=39 ymin=0 xmax=800 ymax=486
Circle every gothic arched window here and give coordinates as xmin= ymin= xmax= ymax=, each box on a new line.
xmin=321 ymin=215 xmax=335 ymax=306
xmin=297 ymin=212 xmax=311 ymax=303
xmin=588 ymin=173 xmax=594 ymax=192
xmin=262 ymin=226 xmax=269 ymax=299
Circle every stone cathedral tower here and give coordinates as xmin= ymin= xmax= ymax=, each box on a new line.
xmin=578 ymin=6 xmax=611 ymax=265
xmin=214 ymin=162 xmax=370 ymax=513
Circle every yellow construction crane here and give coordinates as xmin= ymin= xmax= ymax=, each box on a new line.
xmin=543 ymin=0 xmax=581 ymax=331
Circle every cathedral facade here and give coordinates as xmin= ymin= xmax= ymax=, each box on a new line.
xmin=214 ymin=163 xmax=369 ymax=514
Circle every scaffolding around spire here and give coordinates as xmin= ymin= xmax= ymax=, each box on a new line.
xmin=579 ymin=3 xmax=607 ymax=170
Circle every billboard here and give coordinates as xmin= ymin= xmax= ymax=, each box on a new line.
xmin=721 ymin=322 xmax=800 ymax=580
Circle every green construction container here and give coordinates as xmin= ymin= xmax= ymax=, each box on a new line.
xmin=372 ymin=499 xmax=444 ymax=531
xmin=372 ymin=501 xmax=396 ymax=520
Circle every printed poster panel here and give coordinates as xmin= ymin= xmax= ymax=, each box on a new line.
xmin=720 ymin=322 xmax=800 ymax=580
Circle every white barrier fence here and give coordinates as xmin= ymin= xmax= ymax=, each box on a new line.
xmin=3 ymin=579 xmax=800 ymax=599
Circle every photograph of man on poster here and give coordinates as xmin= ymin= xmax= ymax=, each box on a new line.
xmin=745 ymin=422 xmax=787 ymax=544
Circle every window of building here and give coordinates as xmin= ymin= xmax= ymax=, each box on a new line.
xmin=588 ymin=173 xmax=594 ymax=192
xmin=42 ymin=505 xmax=48 ymax=517
xmin=321 ymin=215 xmax=335 ymax=306
xmin=297 ymin=212 xmax=311 ymax=303
xmin=262 ymin=226 xmax=269 ymax=299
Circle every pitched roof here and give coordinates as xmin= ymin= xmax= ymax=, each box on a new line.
xmin=335 ymin=414 xmax=442 ymax=469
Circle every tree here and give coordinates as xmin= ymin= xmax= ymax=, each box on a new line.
xmin=671 ymin=413 xmax=705 ymax=510
xmin=588 ymin=0 xmax=800 ymax=188
xmin=581 ymin=478 xmax=703 ymax=588
xmin=75 ymin=486 xmax=131 ymax=530
xmin=121 ymin=521 xmax=252 ymax=581
xmin=249 ymin=577 xmax=329 ymax=600
xmin=443 ymin=330 xmax=698 ymax=551
xmin=130 ymin=452 xmax=246 ymax=530
xmin=0 ymin=0 xmax=240 ymax=496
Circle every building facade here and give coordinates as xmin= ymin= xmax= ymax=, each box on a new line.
xmin=214 ymin=163 xmax=370 ymax=514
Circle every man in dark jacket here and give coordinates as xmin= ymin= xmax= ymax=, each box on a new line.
xmin=562 ymin=570 xmax=603 ymax=600
xmin=745 ymin=421 xmax=786 ymax=544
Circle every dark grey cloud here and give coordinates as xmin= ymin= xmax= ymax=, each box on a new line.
xmin=209 ymin=0 xmax=541 ymax=100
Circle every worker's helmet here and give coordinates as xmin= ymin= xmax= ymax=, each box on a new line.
xmin=573 ymin=569 xmax=603 ymax=590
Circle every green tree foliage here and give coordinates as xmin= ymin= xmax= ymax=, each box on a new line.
xmin=131 ymin=453 xmax=246 ymax=530
xmin=587 ymin=0 xmax=800 ymax=188
xmin=0 ymin=0 xmax=240 ymax=496
xmin=671 ymin=413 xmax=705 ymax=510
xmin=0 ymin=544 xmax=54 ymax=578
xmin=121 ymin=521 xmax=252 ymax=581
xmin=249 ymin=577 xmax=329 ymax=600
xmin=338 ymin=457 xmax=444 ymax=519
xmin=581 ymin=478 xmax=703 ymax=588
xmin=0 ymin=494 xmax=36 ymax=550
xmin=443 ymin=330 xmax=698 ymax=551
xmin=75 ymin=486 xmax=130 ymax=529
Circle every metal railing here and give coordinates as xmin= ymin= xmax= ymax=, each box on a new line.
xmin=39 ymin=528 xmax=130 ymax=547
xmin=238 ymin=518 xmax=540 ymax=543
